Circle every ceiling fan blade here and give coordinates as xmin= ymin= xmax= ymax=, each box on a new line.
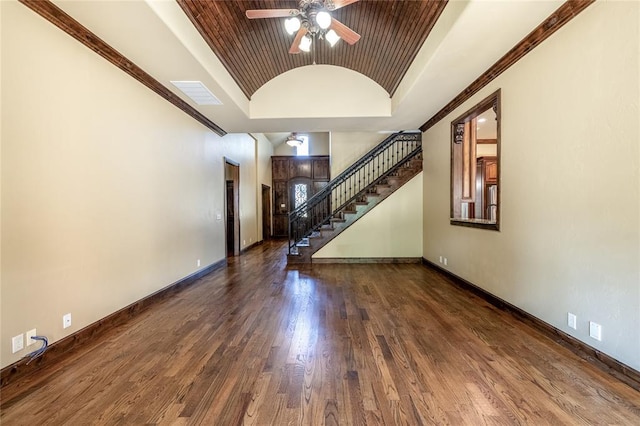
xmin=330 ymin=18 xmax=360 ymax=45
xmin=246 ymin=9 xmax=299 ymax=19
xmin=289 ymin=27 xmax=308 ymax=54
xmin=331 ymin=0 xmax=360 ymax=10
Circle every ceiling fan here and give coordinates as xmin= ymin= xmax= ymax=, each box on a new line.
xmin=246 ymin=0 xmax=361 ymax=54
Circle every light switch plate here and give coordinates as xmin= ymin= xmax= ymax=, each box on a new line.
xmin=12 ymin=334 xmax=24 ymax=353
xmin=568 ymin=313 xmax=577 ymax=330
xmin=26 ymin=328 xmax=37 ymax=346
xmin=63 ymin=313 xmax=72 ymax=329
xmin=589 ymin=321 xmax=602 ymax=341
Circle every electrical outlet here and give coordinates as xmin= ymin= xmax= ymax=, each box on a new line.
xmin=63 ymin=313 xmax=72 ymax=329
xmin=243 ymin=240 xmax=246 ymax=245
xmin=589 ymin=321 xmax=602 ymax=341
xmin=26 ymin=328 xmax=37 ymax=346
xmin=439 ymin=256 xmax=443 ymax=264
xmin=197 ymin=259 xmax=201 ymax=267
xmin=567 ymin=313 xmax=577 ymax=330
xmin=443 ymin=257 xmax=448 ymax=266
xmin=12 ymin=334 xmax=24 ymax=353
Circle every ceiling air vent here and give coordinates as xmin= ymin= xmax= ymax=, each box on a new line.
xmin=170 ymin=81 xmax=222 ymax=105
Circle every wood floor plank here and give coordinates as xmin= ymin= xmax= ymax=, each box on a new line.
xmin=1 ymin=240 xmax=639 ymax=424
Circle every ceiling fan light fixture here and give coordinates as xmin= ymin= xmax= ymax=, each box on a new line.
xmin=315 ymin=11 xmax=332 ymax=30
xmin=299 ymin=34 xmax=312 ymax=52
xmin=245 ymin=1 xmax=360 ymax=55
xmin=286 ymin=133 xmax=304 ymax=147
xmin=325 ymin=29 xmax=340 ymax=47
xmin=284 ymin=17 xmax=301 ymax=35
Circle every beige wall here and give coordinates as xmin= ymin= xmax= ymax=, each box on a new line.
xmin=423 ymin=1 xmax=639 ymax=370
xmin=330 ymin=132 xmax=383 ymax=177
xmin=0 ymin=2 xmax=268 ymax=367
xmin=317 ymin=132 xmax=422 ymax=259
xmin=220 ymin=137 xmax=259 ymax=251
xmin=0 ymin=0 xmax=3 ymax=338
xmin=476 ymin=143 xmax=497 ymax=157
xmin=314 ymin=173 xmax=423 ymax=259
xmin=250 ymin=64 xmax=390 ymax=119
xmin=254 ymin=133 xmax=274 ymax=240
xmin=221 ymin=138 xmax=259 ymax=250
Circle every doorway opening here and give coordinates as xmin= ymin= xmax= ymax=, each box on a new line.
xmin=225 ymin=159 xmax=240 ymax=257
xmin=261 ymin=184 xmax=272 ymax=240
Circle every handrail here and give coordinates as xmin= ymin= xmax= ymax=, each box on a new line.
xmin=288 ymin=131 xmax=422 ymax=254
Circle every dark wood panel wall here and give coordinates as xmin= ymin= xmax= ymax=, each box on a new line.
xmin=272 ymin=156 xmax=330 ymax=237
xmin=177 ymin=1 xmax=448 ymax=98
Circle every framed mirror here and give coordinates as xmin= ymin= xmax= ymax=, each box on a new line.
xmin=450 ymin=90 xmax=500 ymax=230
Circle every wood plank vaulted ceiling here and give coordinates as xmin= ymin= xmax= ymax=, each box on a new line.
xmin=177 ymin=0 xmax=448 ymax=99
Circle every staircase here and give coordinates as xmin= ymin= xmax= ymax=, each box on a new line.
xmin=287 ymin=131 xmax=422 ymax=264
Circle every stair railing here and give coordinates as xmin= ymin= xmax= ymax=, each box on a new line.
xmin=288 ymin=131 xmax=422 ymax=254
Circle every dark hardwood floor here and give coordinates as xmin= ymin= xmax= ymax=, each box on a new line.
xmin=1 ymin=240 xmax=639 ymax=424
